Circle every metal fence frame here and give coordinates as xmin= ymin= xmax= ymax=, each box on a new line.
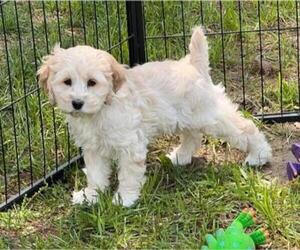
xmin=1 ymin=1 xmax=300 ymax=211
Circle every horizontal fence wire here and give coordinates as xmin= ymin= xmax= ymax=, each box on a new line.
xmin=0 ymin=154 xmax=84 ymax=211
xmin=1 ymin=0 xmax=300 ymax=211
xmin=145 ymin=26 xmax=300 ymax=39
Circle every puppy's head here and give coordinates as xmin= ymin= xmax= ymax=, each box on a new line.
xmin=37 ymin=45 xmax=125 ymax=115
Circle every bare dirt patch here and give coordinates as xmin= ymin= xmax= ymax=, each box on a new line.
xmin=264 ymin=123 xmax=300 ymax=182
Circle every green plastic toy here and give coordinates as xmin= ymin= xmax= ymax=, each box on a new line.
xmin=201 ymin=209 xmax=269 ymax=250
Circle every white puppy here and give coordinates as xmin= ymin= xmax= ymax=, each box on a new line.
xmin=38 ymin=27 xmax=272 ymax=207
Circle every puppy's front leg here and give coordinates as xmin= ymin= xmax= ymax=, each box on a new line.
xmin=72 ymin=149 xmax=111 ymax=205
xmin=113 ymin=147 xmax=147 ymax=207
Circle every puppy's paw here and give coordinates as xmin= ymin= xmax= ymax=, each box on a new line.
xmin=167 ymin=148 xmax=192 ymax=166
xmin=72 ymin=189 xmax=85 ymax=205
xmin=72 ymin=188 xmax=98 ymax=205
xmin=112 ymin=191 xmax=139 ymax=207
xmin=244 ymin=155 xmax=261 ymax=166
xmin=244 ymin=147 xmax=272 ymax=166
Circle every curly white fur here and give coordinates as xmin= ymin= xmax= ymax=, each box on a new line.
xmin=38 ymin=27 xmax=272 ymax=207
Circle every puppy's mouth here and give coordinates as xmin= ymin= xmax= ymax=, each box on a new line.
xmin=65 ymin=110 xmax=95 ymax=117
xmin=61 ymin=110 xmax=83 ymax=116
xmin=70 ymin=111 xmax=82 ymax=117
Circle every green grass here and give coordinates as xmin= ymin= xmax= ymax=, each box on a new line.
xmin=1 ymin=1 xmax=300 ymax=248
xmin=0 ymin=160 xmax=299 ymax=248
xmin=266 ymin=73 xmax=300 ymax=111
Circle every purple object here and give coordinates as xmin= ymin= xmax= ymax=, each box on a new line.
xmin=291 ymin=143 xmax=300 ymax=162
xmin=286 ymin=162 xmax=300 ymax=180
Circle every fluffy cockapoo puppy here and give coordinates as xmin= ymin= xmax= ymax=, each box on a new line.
xmin=38 ymin=27 xmax=272 ymax=207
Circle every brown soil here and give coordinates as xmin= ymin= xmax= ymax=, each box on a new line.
xmin=264 ymin=123 xmax=300 ymax=182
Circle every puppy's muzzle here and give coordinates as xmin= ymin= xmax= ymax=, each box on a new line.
xmin=72 ymin=99 xmax=84 ymax=110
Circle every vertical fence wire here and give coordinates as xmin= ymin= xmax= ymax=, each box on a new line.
xmin=81 ymin=1 xmax=87 ymax=45
xmin=67 ymin=1 xmax=73 ymax=167
xmin=0 ymin=117 xmax=8 ymax=203
xmin=55 ymin=1 xmax=70 ymax=168
xmin=219 ymin=1 xmax=227 ymax=87
xmin=276 ymin=1 xmax=283 ymax=114
xmin=116 ymin=1 xmax=124 ymax=63
xmin=55 ymin=1 xmax=62 ymax=45
xmin=142 ymin=1 xmax=148 ymax=62
xmin=180 ymin=1 xmax=186 ymax=55
xmin=0 ymin=3 xmax=21 ymax=194
xmin=14 ymin=1 xmax=34 ymax=185
xmin=28 ymin=1 xmax=47 ymax=178
xmin=238 ymin=0 xmax=246 ymax=109
xmin=42 ymin=1 xmax=58 ymax=173
xmin=93 ymin=1 xmax=99 ymax=49
xmin=105 ymin=1 xmax=111 ymax=51
xmin=42 ymin=2 xmax=50 ymax=55
xmin=68 ymin=0 xmax=75 ymax=47
xmin=78 ymin=1 xmax=86 ymax=160
xmin=257 ymin=1 xmax=265 ymax=115
xmin=161 ymin=1 xmax=168 ymax=58
xmin=200 ymin=1 xmax=204 ymax=26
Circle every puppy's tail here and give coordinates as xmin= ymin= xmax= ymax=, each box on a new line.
xmin=189 ymin=26 xmax=210 ymax=77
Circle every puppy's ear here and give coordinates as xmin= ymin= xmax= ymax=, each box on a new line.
xmin=37 ymin=44 xmax=63 ymax=105
xmin=112 ymin=61 xmax=126 ymax=93
xmin=105 ymin=53 xmax=126 ymax=93
xmin=37 ymin=56 xmax=55 ymax=105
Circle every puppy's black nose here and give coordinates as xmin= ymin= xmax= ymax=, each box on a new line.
xmin=72 ymin=99 xmax=84 ymax=110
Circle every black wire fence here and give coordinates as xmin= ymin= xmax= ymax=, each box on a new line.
xmin=0 ymin=1 xmax=299 ymax=211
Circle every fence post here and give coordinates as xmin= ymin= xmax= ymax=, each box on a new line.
xmin=126 ymin=1 xmax=146 ymax=66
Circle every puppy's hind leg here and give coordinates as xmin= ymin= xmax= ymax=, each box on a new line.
xmin=203 ymin=112 xmax=272 ymax=166
xmin=167 ymin=130 xmax=203 ymax=166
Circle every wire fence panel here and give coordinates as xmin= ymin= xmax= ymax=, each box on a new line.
xmin=143 ymin=1 xmax=300 ymax=122
xmin=0 ymin=0 xmax=300 ymax=210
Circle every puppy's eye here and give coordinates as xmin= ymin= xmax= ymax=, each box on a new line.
xmin=64 ymin=79 xmax=72 ymax=86
xmin=87 ymin=79 xmax=97 ymax=87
